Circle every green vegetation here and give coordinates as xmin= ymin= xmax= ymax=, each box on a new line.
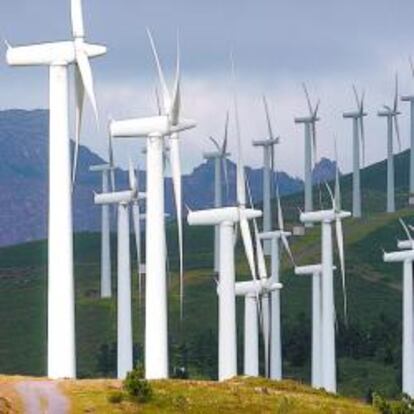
xmin=60 ymin=377 xmax=376 ymax=413
xmin=123 ymin=366 xmax=153 ymax=403
xmin=1 ymin=149 xmax=414 ymax=401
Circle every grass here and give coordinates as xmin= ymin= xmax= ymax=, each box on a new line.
xmin=60 ymin=377 xmax=377 ymax=414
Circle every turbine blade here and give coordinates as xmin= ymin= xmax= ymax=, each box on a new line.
xmin=352 ymin=84 xmax=360 ymax=110
xmin=75 ymin=47 xmax=99 ymax=124
xmin=132 ymin=201 xmax=142 ymax=303
xmin=334 ymin=141 xmax=341 ymax=211
xmin=399 ymin=218 xmax=413 ymax=241
xmin=147 ymin=28 xmax=171 ymax=114
xmin=247 ymin=180 xmax=267 ymax=279
xmin=231 ymin=53 xmax=246 ymax=206
xmin=72 ymin=64 xmax=85 ymax=187
xmin=209 ymin=136 xmax=221 ymax=152
xmin=170 ymin=33 xmax=181 ymax=125
xmin=394 ymin=116 xmax=402 ymax=152
xmin=263 ymin=95 xmax=274 ymax=139
xmin=281 ymin=233 xmax=295 ymax=266
xmin=394 ymin=73 xmax=399 ymax=113
xmin=360 ymin=117 xmax=366 ymax=167
xmin=336 ymin=218 xmax=348 ymax=324
xmin=302 ymin=82 xmax=313 ymax=115
xmin=170 ymin=135 xmax=185 ymax=319
xmin=325 ymin=182 xmax=335 ymax=208
xmin=276 ymin=186 xmax=284 ymax=231
xmin=155 ymin=87 xmax=162 ymax=116
xmin=128 ymin=157 xmax=137 ymax=191
xmin=239 ymin=206 xmax=258 ymax=281
xmin=222 ymin=111 xmax=229 ymax=156
xmin=108 ymin=133 xmax=116 ymax=191
xmin=71 ymin=0 xmax=85 ymax=38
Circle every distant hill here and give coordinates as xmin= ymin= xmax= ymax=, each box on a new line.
xmin=0 ymin=109 xmax=337 ymax=246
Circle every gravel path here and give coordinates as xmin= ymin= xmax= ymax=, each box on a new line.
xmin=15 ymin=381 xmax=69 ymax=414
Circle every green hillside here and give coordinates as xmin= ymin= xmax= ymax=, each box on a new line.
xmin=0 ymin=149 xmax=413 ymax=401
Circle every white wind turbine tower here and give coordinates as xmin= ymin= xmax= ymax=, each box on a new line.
xmin=6 ymin=0 xmax=106 ymax=379
xmin=343 ymin=86 xmax=367 ymax=218
xmin=383 ymin=220 xmax=414 ymax=397
xmin=258 ymin=189 xmax=295 ymax=380
xmin=378 ymin=75 xmax=401 ymax=214
xmin=110 ymin=30 xmax=196 ymax=379
xmin=253 ymin=96 xmax=279 ymax=255
xmin=235 ymin=279 xmax=282 ymax=377
xmin=95 ymin=161 xmax=143 ymax=379
xmin=90 ymin=134 xmax=116 ymax=298
xmin=401 ymin=59 xmax=414 ymax=205
xmin=299 ymin=163 xmax=351 ymax=393
xmin=188 ymin=57 xmax=263 ymax=381
xmin=295 ymin=263 xmax=336 ymax=388
xmin=294 ymin=84 xmax=320 ymax=217
xmin=204 ymin=113 xmax=230 ymax=273
xmin=130 ymin=163 xmax=146 ymax=301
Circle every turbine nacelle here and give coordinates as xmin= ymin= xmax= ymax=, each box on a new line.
xmin=94 ymin=190 xmax=137 ymax=205
xmin=259 ymin=230 xmax=291 ymax=240
xmin=300 ymin=209 xmax=351 ymax=224
xmin=398 ymin=239 xmax=414 ymax=250
xmin=294 ymin=116 xmax=320 ymax=124
xmin=187 ymin=206 xmax=262 ymax=226
xmin=234 ymin=280 xmax=283 ymax=297
xmin=252 ymin=138 xmax=280 ymax=147
xmin=377 ymin=109 xmax=401 ymax=117
xmin=383 ymin=249 xmax=414 ymax=263
xmin=295 ymin=264 xmax=337 ymax=275
xmin=203 ymin=151 xmax=231 ymax=160
xmin=110 ymin=116 xmax=196 ymax=139
xmin=343 ymin=111 xmax=368 ymax=119
xmin=89 ymin=164 xmax=112 ymax=172
xmin=6 ymin=41 xmax=106 ymax=66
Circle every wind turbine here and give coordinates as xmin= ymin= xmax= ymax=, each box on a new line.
xmin=188 ymin=57 xmax=263 ymax=381
xmin=110 ymin=30 xmax=196 ymax=379
xmin=258 ymin=189 xmax=295 ymax=380
xmin=401 ymin=59 xmax=414 ymax=205
xmin=253 ymin=96 xmax=279 ymax=255
xmin=378 ymin=75 xmax=401 ymax=214
xmin=6 ymin=0 xmax=106 ymax=379
xmin=95 ymin=161 xmax=143 ymax=379
xmin=235 ymin=279 xmax=282 ymax=377
xmin=294 ymin=84 xmax=320 ymax=217
xmin=383 ymin=242 xmax=414 ymax=396
xmin=295 ymin=264 xmax=336 ymax=388
xmin=343 ymin=86 xmax=367 ymax=218
xmin=130 ymin=163 xmax=146 ymax=302
xmin=203 ymin=113 xmax=230 ymax=273
xmin=90 ymin=134 xmax=116 ymax=298
xmin=299 ymin=163 xmax=351 ymax=393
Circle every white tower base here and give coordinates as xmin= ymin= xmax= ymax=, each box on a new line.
xmin=47 ymin=63 xmax=76 ymax=379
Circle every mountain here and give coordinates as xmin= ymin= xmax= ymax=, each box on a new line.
xmin=0 ymin=109 xmax=337 ymax=246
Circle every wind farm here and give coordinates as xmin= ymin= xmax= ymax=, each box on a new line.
xmin=2 ymin=0 xmax=414 ymax=413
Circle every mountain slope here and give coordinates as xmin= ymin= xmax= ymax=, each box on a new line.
xmin=0 ymin=109 xmax=323 ymax=246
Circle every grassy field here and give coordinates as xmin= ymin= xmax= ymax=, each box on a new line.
xmin=60 ymin=377 xmax=376 ymax=414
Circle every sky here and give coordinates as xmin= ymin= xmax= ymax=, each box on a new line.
xmin=0 ymin=0 xmax=413 ymax=178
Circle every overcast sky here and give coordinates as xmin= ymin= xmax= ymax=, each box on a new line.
xmin=0 ymin=0 xmax=413 ymax=178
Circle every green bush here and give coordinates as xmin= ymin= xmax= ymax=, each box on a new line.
xmin=107 ymin=391 xmax=124 ymax=404
xmin=373 ymin=392 xmax=414 ymax=413
xmin=123 ymin=367 xmax=153 ymax=403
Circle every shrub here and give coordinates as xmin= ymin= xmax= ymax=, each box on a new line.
xmin=107 ymin=391 xmax=124 ymax=404
xmin=372 ymin=392 xmax=414 ymax=414
xmin=123 ymin=367 xmax=153 ymax=403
